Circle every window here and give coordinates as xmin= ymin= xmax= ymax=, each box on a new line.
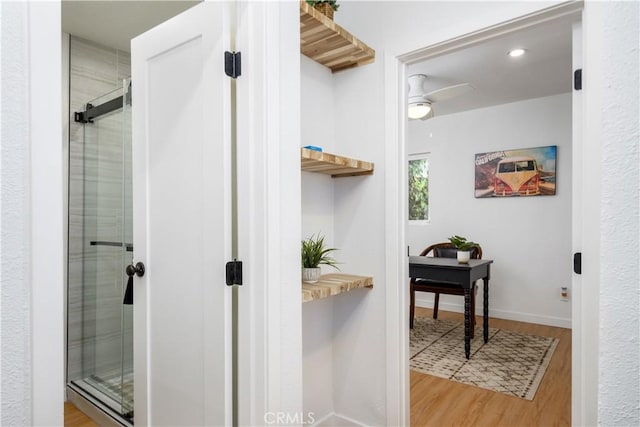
xmin=408 ymin=154 xmax=430 ymax=222
xmin=497 ymin=160 xmax=536 ymax=173
xmin=516 ymin=160 xmax=536 ymax=171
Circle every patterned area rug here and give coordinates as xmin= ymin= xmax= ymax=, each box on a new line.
xmin=410 ymin=316 xmax=558 ymax=400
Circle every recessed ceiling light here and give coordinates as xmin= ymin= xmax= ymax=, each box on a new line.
xmin=508 ymin=48 xmax=526 ymax=58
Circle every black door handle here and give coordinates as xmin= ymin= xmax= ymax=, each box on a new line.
xmin=126 ymin=262 xmax=145 ymax=278
xmin=124 ymin=262 xmax=145 ymax=305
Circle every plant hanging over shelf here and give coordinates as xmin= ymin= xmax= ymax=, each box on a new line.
xmin=305 ymin=0 xmax=340 ymax=12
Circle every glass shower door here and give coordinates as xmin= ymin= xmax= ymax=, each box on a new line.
xmin=67 ymin=79 xmax=133 ymax=423
xmin=120 ymin=79 xmax=134 ymax=420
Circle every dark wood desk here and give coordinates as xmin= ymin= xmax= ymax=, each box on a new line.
xmin=409 ymin=257 xmax=493 ymax=359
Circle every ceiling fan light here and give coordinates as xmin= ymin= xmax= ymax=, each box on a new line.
xmin=408 ymin=102 xmax=432 ymax=119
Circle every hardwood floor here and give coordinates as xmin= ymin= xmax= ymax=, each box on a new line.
xmin=66 ymin=308 xmax=570 ymax=427
xmin=64 ymin=402 xmax=98 ymax=427
xmin=411 ymin=307 xmax=571 ymax=427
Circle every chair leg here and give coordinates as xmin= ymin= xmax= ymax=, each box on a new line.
xmin=410 ymin=283 xmax=415 ymax=329
xmin=433 ymin=293 xmax=440 ymax=319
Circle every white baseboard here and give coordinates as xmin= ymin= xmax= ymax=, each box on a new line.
xmin=313 ymin=412 xmax=367 ymax=427
xmin=415 ymin=297 xmax=571 ymax=329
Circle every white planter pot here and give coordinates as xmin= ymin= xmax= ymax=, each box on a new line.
xmin=302 ymin=267 xmax=322 ymax=283
xmin=457 ymin=250 xmax=471 ymax=264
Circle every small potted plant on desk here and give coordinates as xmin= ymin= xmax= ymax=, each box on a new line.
xmin=302 ymin=234 xmax=339 ymax=283
xmin=448 ymin=235 xmax=480 ymax=264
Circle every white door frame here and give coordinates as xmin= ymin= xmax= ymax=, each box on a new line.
xmin=383 ymin=2 xmax=590 ymax=425
xmin=29 ymin=2 xmax=65 ymax=424
xmin=235 ymin=1 xmax=303 ymax=424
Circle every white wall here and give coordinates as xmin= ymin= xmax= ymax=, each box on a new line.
xmin=332 ymin=59 xmax=387 ymax=425
xmin=328 ymin=2 xmax=570 ymax=424
xmin=301 ymin=55 xmax=336 ymax=246
xmin=301 ymin=52 xmax=385 ymax=425
xmin=597 ymin=2 xmax=639 ymax=425
xmin=1 ymin=2 xmax=63 ymax=425
xmin=301 ymin=55 xmax=336 ymax=421
xmin=407 ymin=93 xmax=572 ymax=327
xmin=338 ymin=1 xmax=565 ymax=57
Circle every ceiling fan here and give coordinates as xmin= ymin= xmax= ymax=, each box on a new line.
xmin=407 ymin=74 xmax=474 ymax=120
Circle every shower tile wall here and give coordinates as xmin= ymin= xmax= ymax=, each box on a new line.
xmin=67 ymin=35 xmax=131 ymax=383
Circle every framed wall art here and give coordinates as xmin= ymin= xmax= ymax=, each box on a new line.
xmin=475 ymin=145 xmax=557 ymax=198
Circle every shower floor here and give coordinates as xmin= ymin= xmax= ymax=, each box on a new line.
xmin=72 ymin=370 xmax=134 ymax=421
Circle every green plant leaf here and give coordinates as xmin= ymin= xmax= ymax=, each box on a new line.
xmin=448 ymin=235 xmax=479 ymax=251
xmin=408 ymin=158 xmax=429 ymax=221
xmin=305 ymin=0 xmax=340 ymax=11
xmin=301 ymin=234 xmax=340 ymax=269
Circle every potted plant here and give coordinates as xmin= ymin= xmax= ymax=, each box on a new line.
xmin=301 ymin=234 xmax=339 ymax=283
xmin=448 ymin=235 xmax=479 ymax=264
xmin=306 ymin=0 xmax=340 ymax=20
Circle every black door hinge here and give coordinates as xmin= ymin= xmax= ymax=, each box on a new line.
xmin=226 ymin=260 xmax=243 ymax=286
xmin=573 ymin=252 xmax=582 ymax=275
xmin=225 ymin=51 xmax=241 ymax=79
xmin=574 ymin=69 xmax=582 ymax=91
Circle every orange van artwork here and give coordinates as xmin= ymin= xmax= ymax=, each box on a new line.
xmin=474 ymin=146 xmax=557 ymax=198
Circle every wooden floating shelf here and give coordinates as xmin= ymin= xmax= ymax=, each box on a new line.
xmin=301 ymin=148 xmax=374 ymax=178
xmin=302 ymin=273 xmax=373 ymax=303
xmin=300 ymin=1 xmax=375 ymax=73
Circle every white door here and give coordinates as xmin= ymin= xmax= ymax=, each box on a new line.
xmin=131 ymin=3 xmax=232 ymax=425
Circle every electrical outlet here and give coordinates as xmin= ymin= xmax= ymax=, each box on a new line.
xmin=560 ymin=286 xmax=569 ymax=301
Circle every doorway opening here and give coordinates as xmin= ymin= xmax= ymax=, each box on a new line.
xmin=62 ymin=2 xmax=199 ymax=425
xmin=388 ymin=3 xmax=583 ymax=425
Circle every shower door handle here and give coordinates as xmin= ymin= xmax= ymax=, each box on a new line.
xmin=126 ymin=262 xmax=145 ymax=278
xmin=123 ymin=262 xmax=144 ymax=305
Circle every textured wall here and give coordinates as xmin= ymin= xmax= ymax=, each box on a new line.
xmin=1 ymin=2 xmax=32 ymax=425
xmin=2 ymin=2 xmax=64 ymax=424
xmin=598 ymin=1 xmax=640 ymax=425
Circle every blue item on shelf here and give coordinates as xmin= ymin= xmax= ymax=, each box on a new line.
xmin=303 ymin=145 xmax=323 ymax=152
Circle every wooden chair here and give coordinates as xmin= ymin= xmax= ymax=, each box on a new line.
xmin=409 ymin=243 xmax=483 ymax=335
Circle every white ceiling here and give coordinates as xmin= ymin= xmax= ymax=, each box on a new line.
xmin=62 ymin=1 xmax=200 ymax=52
xmin=407 ymin=15 xmax=578 ymax=118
